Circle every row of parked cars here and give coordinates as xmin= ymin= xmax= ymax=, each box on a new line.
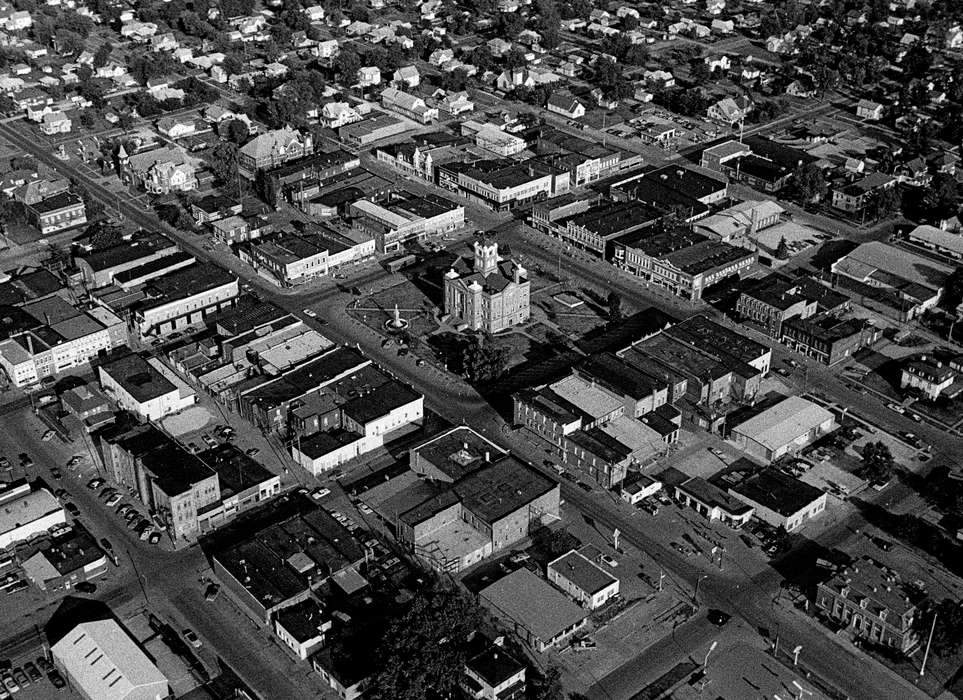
xmin=86 ymin=479 xmax=162 ymax=544
xmin=0 ymin=656 xmax=65 ymax=696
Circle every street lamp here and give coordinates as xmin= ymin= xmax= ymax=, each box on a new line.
xmin=703 ymin=640 xmax=718 ymax=671
xmin=693 ymin=574 xmax=708 ymax=603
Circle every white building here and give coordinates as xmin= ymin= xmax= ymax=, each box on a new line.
xmin=98 ymin=353 xmax=196 ymax=422
xmin=0 ymin=482 xmax=66 ymax=550
xmin=620 ymin=473 xmax=662 ymax=505
xmin=730 ymin=396 xmax=836 ymax=462
xmin=547 ymin=550 xmax=620 ymax=609
xmin=0 ymin=303 xmax=127 ymax=388
xmin=728 ymin=469 xmax=827 ymax=531
xmin=51 ymin=619 xmax=169 ymax=700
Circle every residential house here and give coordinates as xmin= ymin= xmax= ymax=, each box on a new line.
xmin=121 ymin=145 xmax=197 ymax=194
xmin=856 ymin=99 xmax=883 ymax=120
xmin=546 ymin=91 xmax=585 ymax=119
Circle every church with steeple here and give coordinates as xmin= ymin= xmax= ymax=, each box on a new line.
xmin=443 ymin=235 xmax=530 ymax=333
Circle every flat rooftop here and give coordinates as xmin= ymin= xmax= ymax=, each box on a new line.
xmin=410 ymin=426 xmax=506 ymax=481
xmin=198 ymin=443 xmax=276 ymax=497
xmin=732 ymin=396 xmax=834 ymax=451
xmin=341 ymin=380 xmax=421 ymax=425
xmin=480 ymin=568 xmax=588 ymax=643
xmin=99 ymin=353 xmax=177 ymax=403
xmin=729 ymin=468 xmax=825 ymax=517
xmin=454 ymin=456 xmax=556 ymax=525
xmin=549 ymin=549 xmax=618 ymax=594
xmin=549 ymin=374 xmax=622 ymax=420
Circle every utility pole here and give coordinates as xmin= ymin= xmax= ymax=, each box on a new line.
xmin=920 ymin=609 xmax=938 ymax=677
xmin=693 ymin=574 xmax=707 ymax=604
xmin=792 ymin=645 xmax=802 ymax=666
xmin=703 ymin=640 xmax=717 ymax=671
xmin=658 ymin=568 xmax=665 ymax=592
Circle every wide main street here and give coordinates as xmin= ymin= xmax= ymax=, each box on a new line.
xmin=0 ymin=117 xmax=943 ymax=700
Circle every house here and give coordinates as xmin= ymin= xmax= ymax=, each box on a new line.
xmin=856 ymin=99 xmax=883 ymax=121
xmin=496 ymin=69 xmax=535 ymax=92
xmin=121 ymin=145 xmax=198 ymax=194
xmin=320 ymin=102 xmax=363 ymax=129
xmin=546 ymin=91 xmax=585 ymax=119
xmin=393 ymin=65 xmax=420 ymax=88
xmin=479 ymin=569 xmax=588 ymax=651
xmin=150 ymin=32 xmax=178 ymax=52
xmin=439 ymin=91 xmax=474 ymax=115
xmin=156 ymin=115 xmax=196 ymax=139
xmin=380 ymin=87 xmax=438 ymax=124
xmin=25 ymin=190 xmax=86 ymax=234
xmin=900 ymin=354 xmax=956 ymax=401
xmin=547 ymin=549 xmax=620 ymax=609
xmin=357 ymin=65 xmax=381 ymax=87
xmin=444 ymin=237 xmax=530 ymax=333
xmin=707 ymin=96 xmax=752 ymax=126
xmin=39 ymin=110 xmax=71 ymax=135
xmin=462 ymin=644 xmax=526 ymax=700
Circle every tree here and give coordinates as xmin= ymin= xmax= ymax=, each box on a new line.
xmin=942 ymin=266 xmax=963 ymax=312
xmin=860 ymin=441 xmax=895 ymax=484
xmin=505 ymin=46 xmax=528 ymax=69
xmin=592 ymin=56 xmax=631 ymax=100
xmin=500 ymin=12 xmax=525 ymax=38
xmin=607 ymin=291 xmax=622 ymax=322
xmin=793 ymin=162 xmax=827 ymax=203
xmin=527 ymin=665 xmax=563 ymax=700
xmin=369 ymin=583 xmax=482 ymax=700
xmin=93 ymin=41 xmax=112 ymax=68
xmin=914 ymin=599 xmax=963 ymax=659
xmin=334 ymin=47 xmax=362 ymax=84
xmin=223 ymin=118 xmax=250 ymax=144
xmin=461 ymin=332 xmax=510 ymax=384
xmin=924 ymin=172 xmax=960 ymax=222
xmin=775 ymin=236 xmax=789 ymax=260
xmin=207 ymin=141 xmax=239 ymax=195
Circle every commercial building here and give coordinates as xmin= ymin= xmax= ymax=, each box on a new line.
xmin=730 ymin=396 xmax=836 ymax=462
xmin=620 ymin=472 xmax=662 ymax=504
xmin=547 ymin=549 xmax=620 ymax=609
xmin=255 ymin=150 xmax=361 ymax=208
xmin=832 ymin=242 xmax=952 ymax=321
xmin=51 ymin=619 xmax=170 ymax=700
xmin=350 ymin=193 xmax=464 ymax=254
xmin=238 ymin=232 xmax=330 ymax=286
xmin=128 ymin=262 xmax=239 ymax=337
xmin=727 ymin=468 xmax=827 ymax=531
xmin=535 ymin=128 xmax=622 ymax=186
xmin=479 ymin=569 xmax=588 ymax=651
xmin=74 ymin=231 xmax=178 ymax=289
xmin=781 ymin=314 xmax=881 ymax=366
xmin=612 ymin=165 xmax=727 ymax=212
xmin=444 ymin=238 xmax=530 ymax=333
xmin=339 ymin=112 xmax=411 ymax=147
xmin=98 ymin=353 xmax=196 ymax=421
xmin=610 ymin=227 xmax=757 ymax=301
xmin=675 ymin=477 xmax=754 ymax=526
xmin=274 ymin=598 xmax=331 ymax=661
xmin=0 ymin=297 xmax=128 ymax=388
xmin=736 ymin=275 xmax=818 ymax=338
xmin=0 ymin=481 xmax=66 ymax=550
xmin=21 ymin=524 xmax=109 ymax=591
xmin=906 ymin=224 xmax=963 ymax=261
xmin=212 ymin=505 xmax=366 ymax=624
xmin=439 ymin=158 xmax=569 ymax=212
xmin=96 ymin=423 xmax=280 ymax=545
xmin=26 ymin=191 xmax=87 ymax=234
xmin=816 ymin=556 xmax=918 ymax=653
xmin=374 ymin=132 xmax=469 ymax=182
xmin=545 ymin=200 xmax=662 ymax=258
xmin=461 ymin=121 xmax=528 ymax=157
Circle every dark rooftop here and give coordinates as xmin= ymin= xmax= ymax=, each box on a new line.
xmin=728 ymin=468 xmax=825 ymax=517
xmin=198 ymin=443 xmax=276 ymax=497
xmin=454 ymin=456 xmax=556 ymax=524
xmin=99 ymin=353 xmax=177 ymax=403
xmin=341 ymin=380 xmax=421 ymax=426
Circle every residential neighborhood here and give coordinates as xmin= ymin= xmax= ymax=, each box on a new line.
xmin=0 ymin=0 xmax=961 ymax=698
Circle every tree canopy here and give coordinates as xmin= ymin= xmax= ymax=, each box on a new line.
xmin=860 ymin=441 xmax=895 ymax=484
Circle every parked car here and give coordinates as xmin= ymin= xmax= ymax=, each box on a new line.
xmin=50 ymin=468 xmax=62 ymax=480
xmin=577 ymin=481 xmax=592 ymax=492
xmin=183 ymin=629 xmax=202 ymax=648
xmin=47 ymin=670 xmax=65 ymax=689
xmin=11 ymin=669 xmax=27 ymax=687
xmin=303 ymin=308 xmax=317 ymax=318
xmin=245 ymin=447 xmax=260 ymax=456
xmin=310 ymin=488 xmax=330 ymax=501
xmin=105 ymin=494 xmax=122 ymax=507
xmin=358 ymin=503 xmax=373 ymax=515
xmin=65 ymin=502 xmax=80 ymax=517
xmin=100 ymin=538 xmax=113 ymax=552
xmin=86 ymin=478 xmax=104 ymax=490
xmin=36 ymin=657 xmax=52 ymax=673
xmin=1 ymin=672 xmax=18 ymax=694
xmin=75 ymin=581 xmax=96 ymax=594
xmin=708 ymin=609 xmax=731 ymax=626
xmin=599 ymin=554 xmax=618 ymax=568
xmin=149 ymin=532 xmax=162 ymax=545
xmin=886 ymin=402 xmax=905 ymax=414
xmin=41 ymin=430 xmax=55 ymax=442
